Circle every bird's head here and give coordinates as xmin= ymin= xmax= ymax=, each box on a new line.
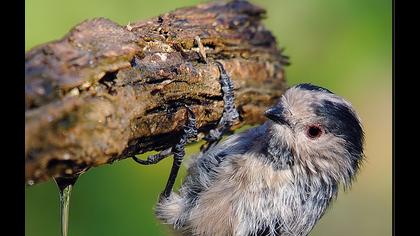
xmin=264 ymin=83 xmax=364 ymax=187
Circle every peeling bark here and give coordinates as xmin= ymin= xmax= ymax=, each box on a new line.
xmin=25 ymin=0 xmax=289 ymax=185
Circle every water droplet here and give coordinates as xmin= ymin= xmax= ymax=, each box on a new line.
xmin=54 ymin=176 xmax=79 ymax=236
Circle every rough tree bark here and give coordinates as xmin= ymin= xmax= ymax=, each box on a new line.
xmin=25 ymin=0 xmax=289 ymax=185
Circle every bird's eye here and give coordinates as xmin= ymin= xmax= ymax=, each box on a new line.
xmin=306 ymin=125 xmax=323 ymax=139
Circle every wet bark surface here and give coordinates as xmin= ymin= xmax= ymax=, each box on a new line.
xmin=25 ymin=0 xmax=289 ymax=185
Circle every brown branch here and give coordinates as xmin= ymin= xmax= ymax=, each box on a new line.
xmin=25 ymin=0 xmax=289 ymax=185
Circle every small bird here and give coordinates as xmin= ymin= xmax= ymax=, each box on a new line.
xmin=155 ymin=83 xmax=365 ymax=236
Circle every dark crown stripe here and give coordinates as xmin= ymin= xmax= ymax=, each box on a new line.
xmin=315 ymin=100 xmax=364 ymax=163
xmin=295 ymin=83 xmax=334 ymax=94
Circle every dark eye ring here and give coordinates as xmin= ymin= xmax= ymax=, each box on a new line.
xmin=306 ymin=125 xmax=323 ymax=139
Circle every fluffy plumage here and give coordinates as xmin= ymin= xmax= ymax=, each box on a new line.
xmin=156 ymin=83 xmax=365 ymax=236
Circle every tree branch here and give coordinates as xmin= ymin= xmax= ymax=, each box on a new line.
xmin=25 ymin=0 xmax=289 ymax=185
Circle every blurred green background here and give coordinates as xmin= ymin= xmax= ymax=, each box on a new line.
xmin=25 ymin=0 xmax=391 ymax=235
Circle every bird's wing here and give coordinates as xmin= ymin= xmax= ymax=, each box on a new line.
xmin=179 ymin=124 xmax=267 ymax=205
xmin=194 ymin=123 xmax=266 ymax=176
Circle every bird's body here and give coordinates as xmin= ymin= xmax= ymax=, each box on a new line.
xmin=156 ymin=84 xmax=364 ymax=236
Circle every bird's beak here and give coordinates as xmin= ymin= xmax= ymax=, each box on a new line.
xmin=264 ymin=106 xmax=288 ymax=125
